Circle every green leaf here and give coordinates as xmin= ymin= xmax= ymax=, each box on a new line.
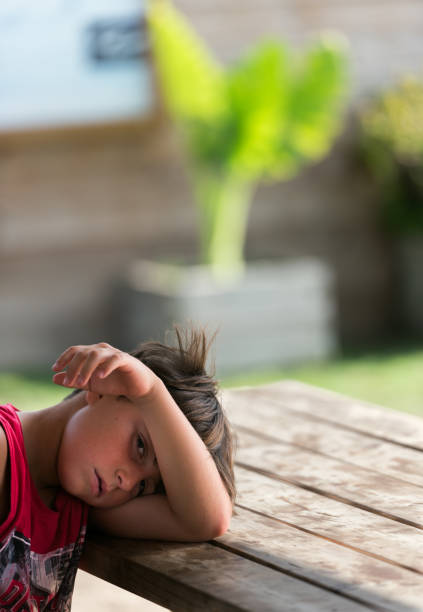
xmin=224 ymin=41 xmax=292 ymax=179
xmin=148 ymin=0 xmax=225 ymax=121
xmin=286 ymin=33 xmax=349 ymax=159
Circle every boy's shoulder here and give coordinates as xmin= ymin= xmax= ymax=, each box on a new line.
xmin=0 ymin=425 xmax=10 ymax=525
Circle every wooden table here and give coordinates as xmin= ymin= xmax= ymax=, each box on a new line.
xmin=80 ymin=381 xmax=423 ymax=611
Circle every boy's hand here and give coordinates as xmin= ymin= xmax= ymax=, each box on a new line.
xmin=52 ymin=343 xmax=157 ymax=400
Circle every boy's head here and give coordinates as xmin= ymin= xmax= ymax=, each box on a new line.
xmin=130 ymin=327 xmax=236 ymax=505
xmin=65 ymin=327 xmax=236 ymax=506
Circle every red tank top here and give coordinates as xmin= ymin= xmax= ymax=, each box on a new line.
xmin=0 ymin=404 xmax=88 ymax=611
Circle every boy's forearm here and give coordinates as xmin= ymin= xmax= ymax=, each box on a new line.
xmin=137 ymin=378 xmax=232 ymax=538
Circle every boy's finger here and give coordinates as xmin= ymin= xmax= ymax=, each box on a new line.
xmin=52 ymin=345 xmax=82 ymax=371
xmin=52 ymin=372 xmax=71 ymax=387
xmin=76 ymin=351 xmax=107 ymax=387
xmin=95 ymin=353 xmax=125 ymax=380
xmin=62 ymin=351 xmax=90 ymax=387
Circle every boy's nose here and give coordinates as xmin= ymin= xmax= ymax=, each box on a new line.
xmin=116 ymin=466 xmax=142 ymax=492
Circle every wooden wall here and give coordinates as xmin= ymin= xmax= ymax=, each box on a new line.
xmin=2 ymin=1 xmax=423 ymax=368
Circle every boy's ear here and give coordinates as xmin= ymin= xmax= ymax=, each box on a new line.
xmin=86 ymin=391 xmax=101 ymax=406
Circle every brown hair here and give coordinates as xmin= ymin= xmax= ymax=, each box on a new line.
xmin=130 ymin=327 xmax=236 ymax=505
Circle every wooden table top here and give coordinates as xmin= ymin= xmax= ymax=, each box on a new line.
xmin=80 ymin=381 xmax=423 ymax=612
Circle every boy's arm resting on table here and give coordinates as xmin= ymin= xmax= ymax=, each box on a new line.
xmin=90 ymin=378 xmax=233 ymax=541
xmin=0 ymin=427 xmax=10 ymax=525
xmin=89 ymin=493 xmax=220 ymax=542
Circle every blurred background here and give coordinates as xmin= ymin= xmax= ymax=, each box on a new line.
xmin=3 ymin=1 xmax=423 ymax=609
xmin=1 ymin=1 xmax=423 ymax=396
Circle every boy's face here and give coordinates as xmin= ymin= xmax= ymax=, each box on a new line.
xmin=57 ymin=394 xmax=161 ymax=508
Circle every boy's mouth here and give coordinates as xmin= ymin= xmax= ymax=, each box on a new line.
xmin=94 ymin=469 xmax=103 ymax=496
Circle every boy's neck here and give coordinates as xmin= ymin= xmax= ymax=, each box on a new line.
xmin=18 ymin=393 xmax=86 ymax=492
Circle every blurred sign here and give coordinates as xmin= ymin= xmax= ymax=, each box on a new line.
xmin=0 ymin=0 xmax=154 ymax=131
xmin=88 ymin=17 xmax=147 ymax=62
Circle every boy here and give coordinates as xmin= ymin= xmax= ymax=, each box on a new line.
xmin=0 ymin=328 xmax=235 ymax=610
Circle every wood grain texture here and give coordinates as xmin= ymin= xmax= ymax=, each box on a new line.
xmin=222 ymin=386 xmax=423 ymax=485
xmin=234 ymin=430 xmax=423 ymax=526
xmin=223 ymin=382 xmax=423 ymax=449
xmin=216 ymin=506 xmax=423 ymax=612
xmin=233 ymin=466 xmax=423 ymax=573
xmin=81 ymin=536 xmax=367 ymax=612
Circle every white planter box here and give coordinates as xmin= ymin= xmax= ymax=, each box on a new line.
xmin=115 ymin=258 xmax=338 ymax=375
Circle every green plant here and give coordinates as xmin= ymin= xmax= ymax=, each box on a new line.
xmin=359 ymin=76 xmax=423 ymax=234
xmin=148 ymin=0 xmax=349 ymax=279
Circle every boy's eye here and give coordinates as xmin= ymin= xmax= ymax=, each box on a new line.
xmin=137 ymin=435 xmax=145 ymax=457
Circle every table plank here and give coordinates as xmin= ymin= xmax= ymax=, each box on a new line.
xmin=234 ymin=467 xmax=423 ymax=573
xmin=216 ymin=506 xmax=423 ymax=612
xmin=235 ymin=428 xmax=423 ymax=527
xmin=224 ymin=383 xmax=423 ymax=450
xmin=81 ymin=535 xmax=370 ymax=612
xmin=223 ymin=388 xmax=423 ymax=488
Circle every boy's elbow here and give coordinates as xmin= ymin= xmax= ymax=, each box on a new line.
xmin=184 ymin=493 xmax=233 ymax=541
xmin=186 ymin=509 xmax=231 ymax=541
xmin=213 ymin=515 xmax=231 ymax=538
xmin=203 ymin=507 xmax=232 ymax=540
xmin=193 ymin=519 xmax=229 ymax=541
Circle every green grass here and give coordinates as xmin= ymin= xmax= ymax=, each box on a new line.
xmin=0 ymin=372 xmax=66 ymax=412
xmin=2 ymin=344 xmax=423 ymax=417
xmin=222 ymin=345 xmax=423 ymax=418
